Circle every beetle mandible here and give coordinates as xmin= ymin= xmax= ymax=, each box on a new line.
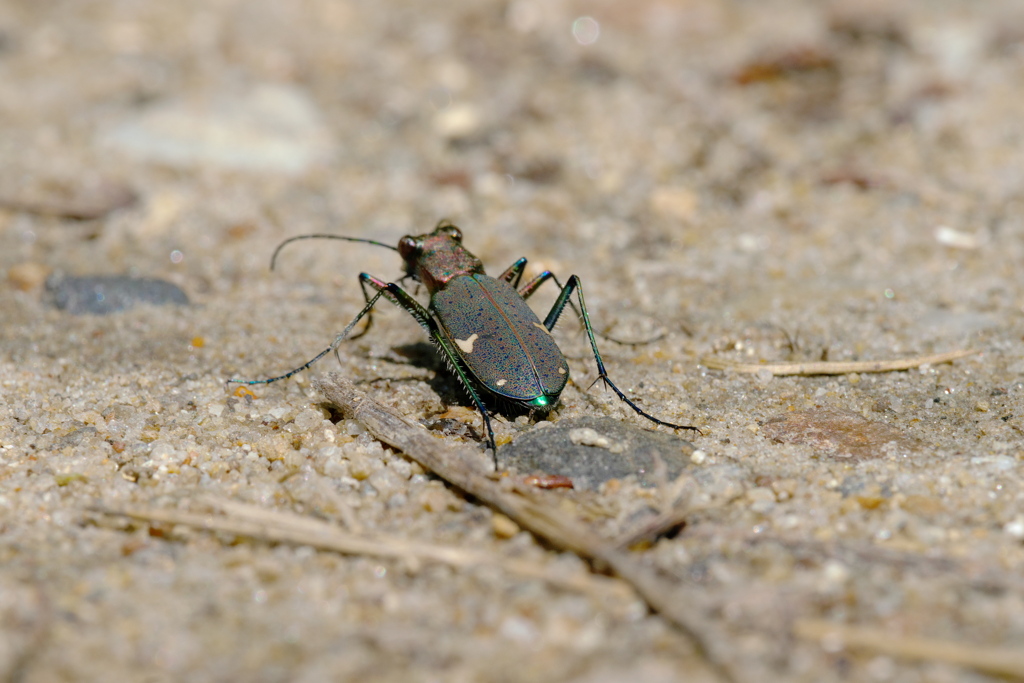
xmin=230 ymin=221 xmax=698 ymax=454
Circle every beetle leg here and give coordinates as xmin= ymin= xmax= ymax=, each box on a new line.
xmin=543 ymin=275 xmax=701 ymax=435
xmin=519 ymin=270 xmax=585 ymax=334
xmin=231 ymin=274 xmax=498 ymax=455
xmin=344 ymin=279 xmax=500 ymax=455
xmin=430 ymin=332 xmax=498 ymax=457
xmin=370 ymin=287 xmax=497 ymax=456
xmin=229 ymin=275 xmax=393 ymax=386
xmin=520 ymin=270 xmax=610 ymax=338
xmin=517 ymin=269 xmax=559 ymax=307
xmin=347 ymin=273 xmax=384 ymax=340
xmin=522 ymin=270 xmax=666 ymax=346
xmin=497 ymin=257 xmax=528 ymax=288
xmin=358 ymin=282 xmax=498 ymax=455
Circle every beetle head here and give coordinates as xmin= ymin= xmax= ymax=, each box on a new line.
xmin=398 ymin=221 xmax=484 ymax=290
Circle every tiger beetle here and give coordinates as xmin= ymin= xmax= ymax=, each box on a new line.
xmin=230 ymin=221 xmax=698 ymax=455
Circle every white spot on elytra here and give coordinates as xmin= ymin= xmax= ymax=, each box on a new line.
xmin=558 ymin=367 xmax=566 ymax=374
xmin=533 ymin=323 xmax=552 ymax=336
xmin=455 ymin=333 xmax=479 ymax=353
xmin=496 ymin=379 xmax=507 ymax=387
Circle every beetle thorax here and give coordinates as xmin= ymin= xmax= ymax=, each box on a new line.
xmin=415 ymin=246 xmax=484 ymax=290
xmin=396 ymin=226 xmax=484 ymax=291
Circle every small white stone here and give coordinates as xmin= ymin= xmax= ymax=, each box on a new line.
xmin=690 ymin=449 xmax=707 ymax=464
xmin=746 ymin=486 xmax=776 ymax=513
xmin=935 ymin=225 xmax=980 ymax=249
xmin=569 ymin=428 xmax=611 ymax=449
xmin=499 ymin=616 xmax=538 ymax=643
xmin=434 ymin=103 xmax=481 ymax=139
xmin=367 ymin=468 xmax=405 ymax=498
xmin=292 ymin=408 xmax=323 ymax=433
xmin=1004 ymin=517 xmax=1024 ymax=540
xmin=822 ymin=560 xmax=850 ymax=584
xmin=150 ymin=441 xmax=183 ymax=464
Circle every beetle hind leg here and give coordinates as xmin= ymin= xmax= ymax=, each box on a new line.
xmin=544 ymin=274 xmax=701 ymax=435
xmin=429 ymin=333 xmax=499 ymax=461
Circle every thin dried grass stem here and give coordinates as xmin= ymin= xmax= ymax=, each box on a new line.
xmin=794 ymin=618 xmax=1024 ymax=678
xmin=701 ymin=349 xmax=976 ymax=376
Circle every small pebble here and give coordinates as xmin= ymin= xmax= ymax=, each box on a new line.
xmin=8 ymin=262 xmax=50 ymax=291
xmin=935 ymin=225 xmax=981 ymax=249
xmin=433 ymin=103 xmax=481 ymax=140
xmin=46 ymin=274 xmax=189 ymax=315
xmin=821 ymin=560 xmax=850 ymax=585
xmin=100 ymin=83 xmax=332 ymax=173
xmin=291 ymin=408 xmax=324 ymax=434
xmin=648 ymin=186 xmax=699 ymax=221
xmin=498 ymin=416 xmax=695 ymax=491
xmin=367 ymin=468 xmax=404 ymax=498
xmin=745 ymin=486 xmax=776 ymax=513
xmin=491 ymin=514 xmax=520 ymax=539
xmin=568 ymin=427 xmax=622 ymax=452
xmin=499 ymin=616 xmax=538 ymax=643
xmin=1004 ymin=517 xmax=1024 ymax=540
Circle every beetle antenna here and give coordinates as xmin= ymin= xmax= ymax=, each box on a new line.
xmin=270 ymin=234 xmax=400 ymax=271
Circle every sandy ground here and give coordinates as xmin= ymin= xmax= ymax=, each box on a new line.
xmin=2 ymin=0 xmax=1024 ymax=681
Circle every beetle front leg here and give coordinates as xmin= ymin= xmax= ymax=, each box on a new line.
xmin=380 ymin=283 xmax=498 ymax=454
xmin=543 ymin=275 xmax=700 ymax=435
xmin=230 ymin=273 xmax=499 ymax=455
xmin=347 ymin=273 xmax=388 ymax=340
xmin=229 ymin=273 xmax=395 ymax=386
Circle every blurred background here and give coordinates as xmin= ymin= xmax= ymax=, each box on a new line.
xmin=2 ymin=1 xmax=1024 ymax=681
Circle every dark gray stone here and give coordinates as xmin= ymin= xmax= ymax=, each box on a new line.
xmin=46 ymin=274 xmax=189 ymax=315
xmin=497 ymin=416 xmax=695 ymax=491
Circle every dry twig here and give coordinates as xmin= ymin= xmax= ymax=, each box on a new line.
xmin=96 ymin=494 xmax=627 ymax=601
xmin=312 ymin=373 xmax=739 ymax=683
xmin=700 ymin=348 xmax=976 ymax=376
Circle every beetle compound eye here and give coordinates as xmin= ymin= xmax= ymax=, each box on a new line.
xmin=446 ymin=225 xmax=463 ymax=242
xmin=398 ymin=236 xmax=421 ymax=260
